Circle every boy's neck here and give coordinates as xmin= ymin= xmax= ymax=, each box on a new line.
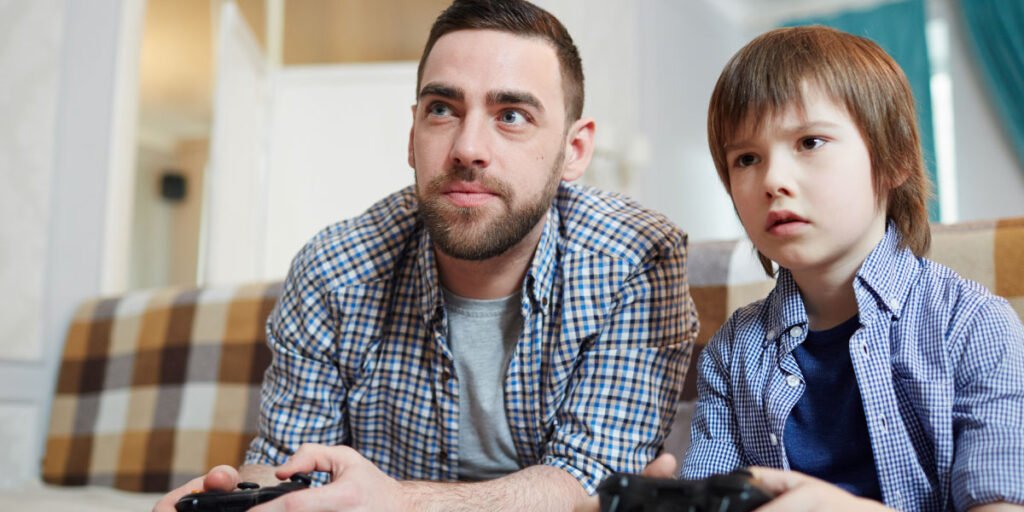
xmin=790 ymin=215 xmax=888 ymax=331
xmin=795 ymin=271 xmax=859 ymax=331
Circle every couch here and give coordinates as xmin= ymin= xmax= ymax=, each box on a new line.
xmin=7 ymin=217 xmax=1022 ymax=510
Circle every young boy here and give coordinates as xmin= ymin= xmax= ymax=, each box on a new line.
xmin=681 ymin=26 xmax=1024 ymax=511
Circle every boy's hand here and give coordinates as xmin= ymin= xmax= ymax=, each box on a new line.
xmin=573 ymin=452 xmax=679 ymax=512
xmin=749 ymin=467 xmax=891 ymax=512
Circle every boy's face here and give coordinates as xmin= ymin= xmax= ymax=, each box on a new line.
xmin=408 ymin=29 xmax=590 ymax=260
xmin=724 ymin=85 xmax=887 ymax=280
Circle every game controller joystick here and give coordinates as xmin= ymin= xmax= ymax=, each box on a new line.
xmin=175 ymin=472 xmax=313 ymax=512
xmin=597 ymin=468 xmax=774 ymax=512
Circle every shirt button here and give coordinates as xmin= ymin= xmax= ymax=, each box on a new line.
xmin=439 ymin=449 xmax=448 ymax=463
xmin=786 ymin=374 xmax=801 ymax=388
xmin=765 ymin=330 xmax=776 ymax=341
xmin=769 ymin=433 xmax=778 ymax=446
xmin=890 ymin=298 xmax=901 ymax=310
xmin=789 ymin=326 xmax=804 ymax=338
xmin=442 ymin=369 xmax=453 ymax=382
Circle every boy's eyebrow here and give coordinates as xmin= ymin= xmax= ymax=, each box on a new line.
xmin=723 ymin=120 xmax=843 ymax=151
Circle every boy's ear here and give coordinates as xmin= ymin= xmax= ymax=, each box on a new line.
xmin=560 ymin=117 xmax=595 ymax=182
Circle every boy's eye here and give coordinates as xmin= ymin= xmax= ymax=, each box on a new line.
xmin=734 ymin=153 xmax=760 ymax=168
xmin=498 ymin=109 xmax=527 ymax=125
xmin=427 ymin=102 xmax=452 ymax=117
xmin=799 ymin=137 xmax=826 ymax=151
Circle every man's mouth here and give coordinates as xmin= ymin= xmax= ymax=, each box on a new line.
xmin=441 ymin=182 xmax=499 ymax=208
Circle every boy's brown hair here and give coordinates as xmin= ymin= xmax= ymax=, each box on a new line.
xmin=418 ymin=0 xmax=585 ymax=122
xmin=707 ymin=26 xmax=932 ymax=275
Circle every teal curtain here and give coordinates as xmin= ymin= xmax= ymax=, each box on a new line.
xmin=959 ymin=0 xmax=1024 ymax=171
xmin=783 ymin=0 xmax=939 ymax=220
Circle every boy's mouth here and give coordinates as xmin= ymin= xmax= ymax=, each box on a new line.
xmin=765 ymin=210 xmax=809 ymax=231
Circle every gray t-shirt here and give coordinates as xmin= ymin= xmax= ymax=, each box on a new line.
xmin=442 ymin=288 xmax=523 ymax=481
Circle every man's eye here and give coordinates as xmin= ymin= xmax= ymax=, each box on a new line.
xmin=499 ymin=110 xmax=526 ymax=125
xmin=734 ymin=154 xmax=760 ymax=168
xmin=800 ymin=137 xmax=826 ymax=151
xmin=428 ymin=103 xmax=452 ymax=117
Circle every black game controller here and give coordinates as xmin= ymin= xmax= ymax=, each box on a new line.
xmin=175 ymin=472 xmax=313 ymax=512
xmin=597 ymin=468 xmax=774 ymax=512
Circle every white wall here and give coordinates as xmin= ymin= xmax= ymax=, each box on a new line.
xmin=263 ymin=64 xmax=417 ymax=278
xmin=936 ymin=0 xmax=1024 ymax=222
xmin=0 ymin=0 xmax=145 ymax=488
xmin=0 ymin=0 xmax=63 ymax=488
xmin=635 ymin=0 xmax=750 ymax=242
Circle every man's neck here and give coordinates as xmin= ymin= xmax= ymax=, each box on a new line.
xmin=434 ymin=217 xmax=546 ymax=300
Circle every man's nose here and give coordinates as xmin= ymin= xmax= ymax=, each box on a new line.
xmin=450 ymin=113 xmax=491 ymax=170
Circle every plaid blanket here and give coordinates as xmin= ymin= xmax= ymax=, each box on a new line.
xmin=41 ymin=218 xmax=1024 ymax=492
xmin=43 ymin=283 xmax=280 ymax=492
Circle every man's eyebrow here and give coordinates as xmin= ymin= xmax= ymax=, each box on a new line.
xmin=488 ymin=90 xmax=544 ymax=113
xmin=419 ymin=83 xmax=463 ymax=101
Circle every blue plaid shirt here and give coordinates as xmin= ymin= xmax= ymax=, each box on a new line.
xmin=246 ymin=183 xmax=698 ymax=493
xmin=682 ymin=225 xmax=1024 ymax=511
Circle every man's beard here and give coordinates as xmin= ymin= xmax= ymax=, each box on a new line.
xmin=418 ymin=154 xmax=563 ymax=261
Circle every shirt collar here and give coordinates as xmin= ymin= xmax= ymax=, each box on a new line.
xmin=763 ymin=269 xmax=808 ymax=348
xmin=762 ymin=222 xmax=920 ymax=348
xmin=416 ymin=228 xmax=444 ymax=328
xmin=853 ymin=222 xmax=920 ymax=322
xmin=523 ymin=203 xmax=560 ymax=316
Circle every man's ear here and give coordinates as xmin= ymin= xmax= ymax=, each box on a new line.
xmin=560 ymin=117 xmax=595 ymax=182
xmin=407 ymin=104 xmax=417 ymax=169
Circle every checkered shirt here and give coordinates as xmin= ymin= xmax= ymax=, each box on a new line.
xmin=245 ymin=183 xmax=698 ymax=493
xmin=681 ymin=225 xmax=1024 ymax=511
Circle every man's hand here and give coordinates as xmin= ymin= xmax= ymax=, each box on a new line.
xmin=152 ymin=463 xmax=281 ymax=512
xmin=749 ymin=467 xmax=891 ymax=512
xmin=251 ymin=443 xmax=411 ymax=512
xmin=152 ymin=465 xmax=242 ymax=512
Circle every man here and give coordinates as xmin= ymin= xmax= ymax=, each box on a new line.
xmin=155 ymin=1 xmax=696 ymax=510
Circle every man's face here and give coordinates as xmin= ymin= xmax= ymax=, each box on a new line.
xmin=409 ymin=29 xmax=578 ymax=261
xmin=725 ymin=84 xmax=887 ymax=280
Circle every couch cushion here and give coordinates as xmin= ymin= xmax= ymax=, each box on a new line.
xmin=42 ymin=283 xmax=281 ymax=492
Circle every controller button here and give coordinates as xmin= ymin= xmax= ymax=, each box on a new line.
xmin=238 ymin=482 xmax=260 ymax=490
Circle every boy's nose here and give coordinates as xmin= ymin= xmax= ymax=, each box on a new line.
xmin=450 ymin=114 xmax=491 ymax=170
xmin=762 ymin=158 xmax=795 ymax=198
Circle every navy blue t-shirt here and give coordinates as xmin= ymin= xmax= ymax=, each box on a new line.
xmin=784 ymin=315 xmax=882 ymax=500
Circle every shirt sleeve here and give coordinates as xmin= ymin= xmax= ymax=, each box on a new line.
xmin=540 ymin=231 xmax=699 ymax=494
xmin=951 ymin=297 xmax=1024 ymax=510
xmin=244 ymin=243 xmax=349 ymax=478
xmin=680 ymin=316 xmax=746 ymax=479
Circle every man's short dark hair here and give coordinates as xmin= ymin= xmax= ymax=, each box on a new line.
xmin=417 ymin=0 xmax=585 ymax=121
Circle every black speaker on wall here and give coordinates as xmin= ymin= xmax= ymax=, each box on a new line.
xmin=160 ymin=171 xmax=187 ymax=202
